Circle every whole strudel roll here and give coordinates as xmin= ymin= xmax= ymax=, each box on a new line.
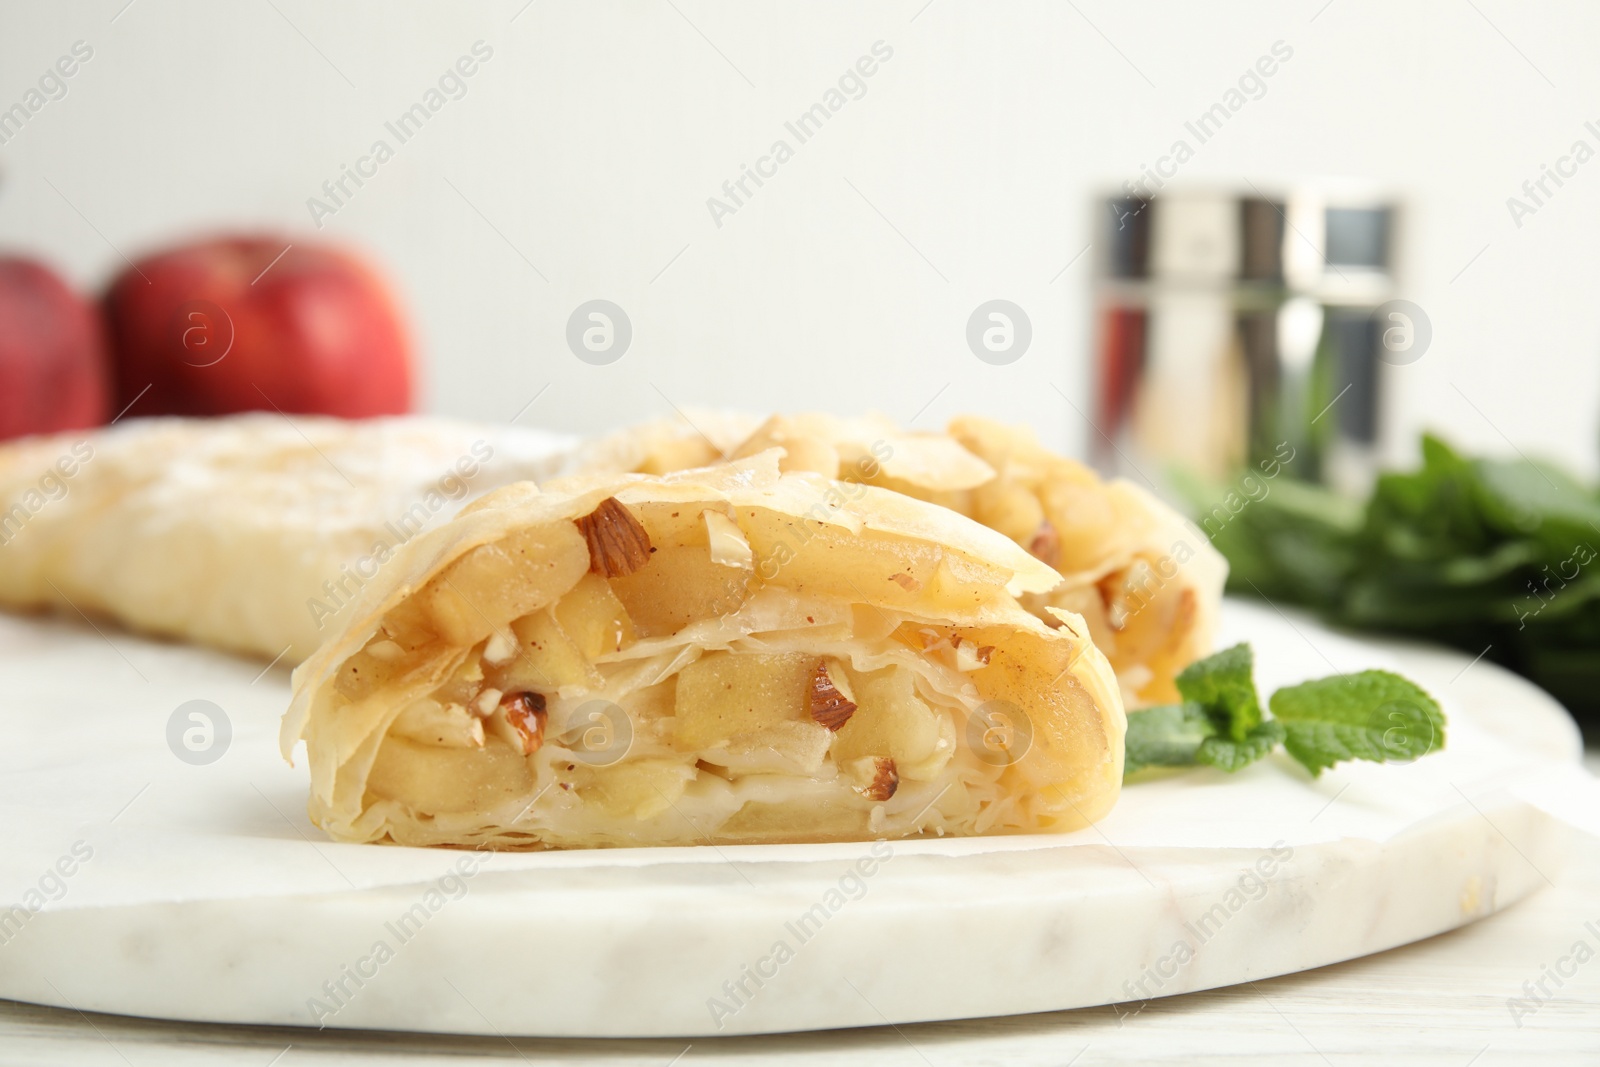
xmin=283 ymin=451 xmax=1124 ymax=848
xmin=574 ymin=412 xmax=1227 ymax=706
xmin=0 ymin=415 xmax=571 ymax=664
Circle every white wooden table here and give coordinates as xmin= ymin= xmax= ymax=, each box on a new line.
xmin=4 ymin=752 xmax=1596 ymax=1066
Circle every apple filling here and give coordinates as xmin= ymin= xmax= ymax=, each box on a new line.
xmin=331 ymin=493 xmax=1093 ymax=849
xmin=720 ymin=415 xmax=1217 ymax=707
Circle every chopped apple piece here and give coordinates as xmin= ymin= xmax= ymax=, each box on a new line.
xmin=1047 ymin=583 xmax=1113 ymax=652
xmin=698 ymin=720 xmax=834 ymax=776
xmin=636 ymin=437 xmax=722 ymax=476
xmin=899 ymin=714 xmax=956 ymax=781
xmin=773 ymin=436 xmax=843 ymax=477
xmin=673 ymin=650 xmax=817 ymax=750
xmin=366 ymin=640 xmax=405 ymax=661
xmin=967 ymin=623 xmax=1111 ymax=785
xmin=740 ymin=508 xmax=1008 ymax=613
xmin=926 ymin=552 xmax=1015 ymax=609
xmin=419 ymin=523 xmax=589 ymax=646
xmin=432 ymin=652 xmax=486 ymax=706
xmin=626 ymin=680 xmax=678 ymax=723
xmin=608 ymin=544 xmax=751 ymax=637
xmin=578 ymin=758 xmax=695 ymax=819
xmin=732 ymin=422 xmax=843 ymax=478
xmin=851 ymin=603 xmax=898 ymax=643
xmin=630 ymin=501 xmax=713 ymax=548
xmin=1097 ymin=560 xmax=1197 ymax=704
xmin=1037 ymin=477 xmax=1134 ymax=574
xmin=367 ymin=734 xmax=534 ymax=813
xmin=335 ymin=642 xmax=414 ymax=701
xmin=554 ymin=573 xmax=636 ymax=659
xmin=850 ymin=466 xmax=974 ymax=516
xmin=704 ymin=510 xmax=753 ymax=569
xmin=376 ymin=597 xmax=439 ymax=652
xmin=973 ymin=480 xmax=1046 ymax=546
xmin=390 ymin=697 xmax=485 ymax=748
xmin=1028 ymin=521 xmax=1061 ymax=568
xmin=496 ymin=610 xmax=599 ymax=692
xmin=743 ymin=514 xmax=936 ymax=601
xmin=831 ymin=665 xmax=943 ymax=767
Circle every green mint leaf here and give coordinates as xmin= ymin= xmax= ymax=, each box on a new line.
xmin=1123 ymin=702 xmax=1216 ymax=777
xmin=1472 ymin=455 xmax=1600 ymax=538
xmin=1268 ymin=670 xmax=1445 ymax=776
xmin=1196 ymin=720 xmax=1287 ymax=773
xmin=1175 ymin=643 xmax=1263 ymax=741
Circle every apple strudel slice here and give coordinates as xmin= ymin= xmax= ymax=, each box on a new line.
xmin=283 ymin=451 xmax=1124 ymax=849
xmin=0 ymin=415 xmax=571 ymax=664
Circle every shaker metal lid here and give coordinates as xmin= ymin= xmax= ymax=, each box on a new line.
xmin=1101 ymin=187 xmax=1395 ymax=291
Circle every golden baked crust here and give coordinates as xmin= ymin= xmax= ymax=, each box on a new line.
xmin=0 ymin=415 xmax=571 ymax=663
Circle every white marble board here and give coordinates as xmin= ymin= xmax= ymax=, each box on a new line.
xmin=0 ymin=600 xmax=1583 ymax=1037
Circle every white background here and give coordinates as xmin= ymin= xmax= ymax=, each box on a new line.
xmin=1 ymin=0 xmax=1597 ymax=475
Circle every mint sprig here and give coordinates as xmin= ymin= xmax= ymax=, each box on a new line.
xmin=1193 ymin=432 xmax=1600 ymax=726
xmin=1197 ymin=720 xmax=1287 ymax=773
xmin=1271 ymin=670 xmax=1446 ymax=774
xmin=1123 ymin=703 xmax=1216 ymax=775
xmin=1124 ymin=644 xmax=1445 ymax=779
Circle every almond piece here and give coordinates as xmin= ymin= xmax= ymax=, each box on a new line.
xmin=888 ymin=572 xmax=921 ymax=592
xmin=575 ymin=497 xmax=653 ymax=578
xmin=951 ymin=634 xmax=995 ymax=673
xmin=809 ymin=661 xmax=857 ymax=731
xmin=483 ymin=629 xmax=518 ymax=665
xmin=1029 ymin=520 xmax=1061 ymax=568
xmin=473 ymin=687 xmax=504 ymax=717
xmin=859 ymin=756 xmax=898 ymax=801
xmin=500 ymin=691 xmax=548 ymax=756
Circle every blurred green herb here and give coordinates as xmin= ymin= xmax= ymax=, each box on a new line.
xmin=1191 ymin=434 xmax=1600 ymax=726
xmin=1125 ymin=643 xmax=1445 ymax=778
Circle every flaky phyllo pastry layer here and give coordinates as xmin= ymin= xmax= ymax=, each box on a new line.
xmin=575 ymin=413 xmax=1227 ymax=706
xmin=0 ymin=416 xmax=568 ymax=663
xmin=283 ymin=452 xmax=1125 ymax=849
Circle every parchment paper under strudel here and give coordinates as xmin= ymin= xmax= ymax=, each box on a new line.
xmin=283 ymin=452 xmax=1124 ymax=848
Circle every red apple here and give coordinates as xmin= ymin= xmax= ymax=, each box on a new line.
xmin=105 ymin=237 xmax=415 ymax=418
xmin=0 ymin=257 xmax=110 ymax=440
